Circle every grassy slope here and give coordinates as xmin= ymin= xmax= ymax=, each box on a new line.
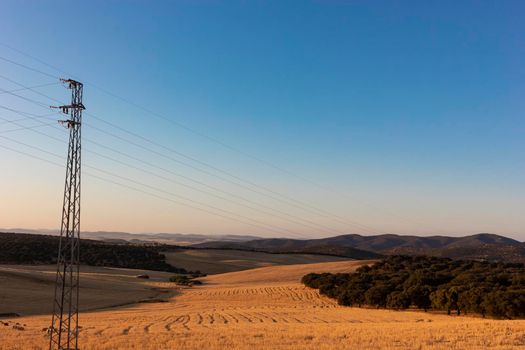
xmin=0 ymin=265 xmax=177 ymax=316
xmin=202 ymin=259 xmax=376 ymax=285
xmin=162 ymin=249 xmax=350 ymax=274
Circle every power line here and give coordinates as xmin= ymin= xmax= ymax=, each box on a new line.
xmin=0 ymin=51 xmax=388 ymax=232
xmin=0 ymin=43 xmax=63 ymax=78
xmin=2 ymin=78 xmax=325 ymax=217
xmin=0 ymin=82 xmax=59 ymax=95
xmin=0 ymin=142 xmax=65 ymax=166
xmin=86 ymin=162 xmax=309 ymax=238
xmin=6 ymin=77 xmax=357 ymax=230
xmin=0 ymin=106 xmax=62 ymax=135
xmin=0 ymin=101 xmax=345 ymax=236
xmin=0 ymin=105 xmax=61 ymax=135
xmin=0 ymin=73 xmax=383 ymax=234
xmin=84 ymin=122 xmax=381 ymax=234
xmin=0 ymin=86 xmax=56 ymax=109
xmin=0 ymin=106 xmax=327 ymax=239
xmin=0 ymin=111 xmax=57 ymax=125
xmin=85 ymin=147 xmax=341 ymax=236
xmin=0 ymin=44 xmax=415 ymax=230
xmin=0 ymin=54 xmax=58 ymax=80
xmin=0 ymin=137 xmax=314 ymax=238
xmin=84 ymin=138 xmax=342 ymax=234
xmin=84 ymin=172 xmax=311 ymax=238
xmin=0 ymin=115 xmax=68 ymax=144
xmin=0 ymin=103 xmax=58 ymax=119
xmin=0 ymin=108 xmax=344 ymax=234
xmin=0 ymin=44 xmax=353 ymax=195
xmin=0 ymin=121 xmax=57 ymax=134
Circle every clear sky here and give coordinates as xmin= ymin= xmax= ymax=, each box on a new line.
xmin=0 ymin=1 xmax=523 ymax=240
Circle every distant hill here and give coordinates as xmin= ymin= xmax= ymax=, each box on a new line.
xmin=5 ymin=230 xmax=522 ymax=264
xmin=0 ymin=232 xmax=360 ymax=275
xmin=0 ymin=228 xmax=261 ymax=246
xmin=191 ymin=238 xmax=382 ymax=260
xmin=193 ymin=233 xmax=525 ymax=262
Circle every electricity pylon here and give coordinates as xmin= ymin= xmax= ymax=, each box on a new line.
xmin=49 ymin=79 xmax=85 ymax=350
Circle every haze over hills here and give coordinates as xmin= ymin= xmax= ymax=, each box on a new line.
xmin=0 ymin=228 xmax=261 ymax=245
xmin=193 ymin=233 xmax=525 ymax=263
xmin=3 ymin=230 xmax=523 ymax=263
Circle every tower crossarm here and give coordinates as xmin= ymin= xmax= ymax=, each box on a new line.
xmin=49 ymin=78 xmax=84 ymax=350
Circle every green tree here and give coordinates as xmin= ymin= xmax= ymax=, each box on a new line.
xmin=407 ymin=285 xmax=432 ymax=311
xmin=364 ymin=284 xmax=391 ymax=308
xmin=386 ymin=291 xmax=411 ymax=310
xmin=430 ymin=288 xmax=448 ymax=313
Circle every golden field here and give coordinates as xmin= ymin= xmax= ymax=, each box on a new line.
xmin=1 ymin=260 xmax=524 ymax=350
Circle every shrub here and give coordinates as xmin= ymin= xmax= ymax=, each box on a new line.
xmin=169 ymin=275 xmax=202 ymax=286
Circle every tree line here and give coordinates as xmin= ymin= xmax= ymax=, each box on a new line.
xmin=302 ymin=255 xmax=525 ymax=319
xmin=0 ymin=232 xmax=190 ymax=273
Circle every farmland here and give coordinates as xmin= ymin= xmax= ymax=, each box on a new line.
xmin=162 ymin=248 xmax=348 ymax=274
xmin=1 ymin=260 xmax=524 ymax=349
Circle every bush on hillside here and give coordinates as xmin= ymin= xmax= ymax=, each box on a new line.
xmin=169 ymin=275 xmax=202 ymax=286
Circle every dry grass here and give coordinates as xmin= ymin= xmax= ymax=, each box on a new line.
xmin=162 ymin=249 xmax=349 ymax=274
xmin=1 ymin=260 xmax=524 ymax=349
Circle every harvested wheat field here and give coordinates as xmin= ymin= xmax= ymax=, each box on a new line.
xmin=1 ymin=260 xmax=524 ymax=350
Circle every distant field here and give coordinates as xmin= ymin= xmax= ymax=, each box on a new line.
xmin=0 ymin=265 xmax=177 ymax=316
xmin=1 ymin=260 xmax=524 ymax=349
xmin=162 ymin=249 xmax=349 ymax=274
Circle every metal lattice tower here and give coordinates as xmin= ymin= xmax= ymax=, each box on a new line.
xmin=49 ymin=79 xmax=85 ymax=350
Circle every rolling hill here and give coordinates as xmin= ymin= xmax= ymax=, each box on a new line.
xmin=193 ymin=233 xmax=525 ymax=262
xmin=161 ymin=249 xmax=349 ymax=274
xmin=192 ymin=239 xmax=382 ymax=259
xmin=0 ymin=228 xmax=261 ymax=245
xmin=0 ymin=232 xmax=351 ymax=275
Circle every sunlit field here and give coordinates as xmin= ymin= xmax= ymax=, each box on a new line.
xmin=1 ymin=260 xmax=524 ymax=350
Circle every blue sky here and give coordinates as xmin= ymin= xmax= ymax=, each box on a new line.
xmin=0 ymin=1 xmax=524 ymax=239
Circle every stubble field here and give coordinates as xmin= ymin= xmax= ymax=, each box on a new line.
xmin=1 ymin=260 xmax=524 ymax=350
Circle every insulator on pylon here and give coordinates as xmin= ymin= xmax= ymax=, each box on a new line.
xmin=49 ymin=78 xmax=84 ymax=350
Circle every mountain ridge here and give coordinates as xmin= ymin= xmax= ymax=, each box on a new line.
xmin=192 ymin=233 xmax=524 ymax=262
xmin=0 ymin=228 xmax=261 ymax=245
xmin=2 ymin=230 xmax=522 ymax=262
